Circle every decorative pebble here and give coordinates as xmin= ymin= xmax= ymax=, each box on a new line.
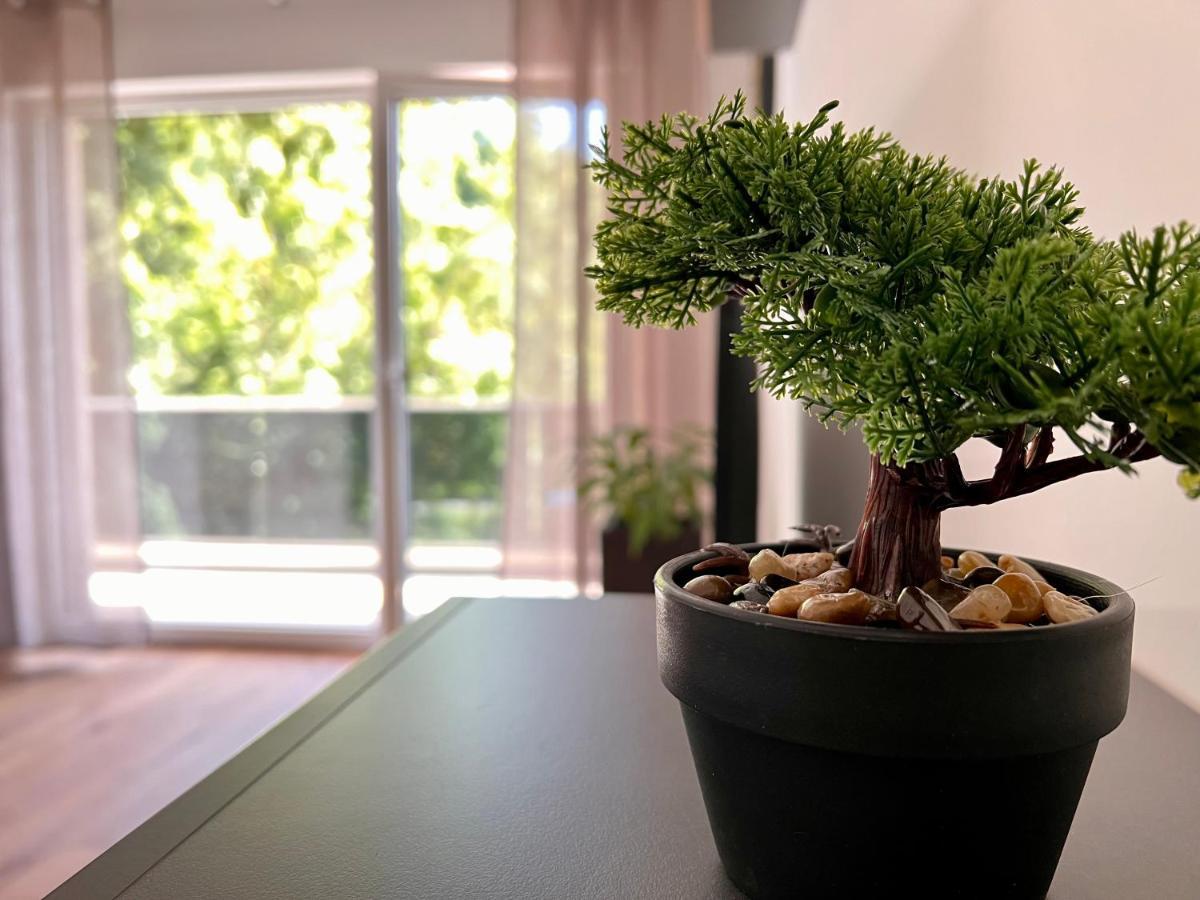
xmin=684 ymin=574 xmax=733 ymax=603
xmin=994 ymin=572 xmax=1044 ymax=624
xmin=998 ymin=553 xmax=1045 ymax=583
xmin=703 ymin=542 xmax=750 ymax=561
xmin=962 ymin=565 xmax=1005 ymax=588
xmin=798 ymin=590 xmax=872 ymax=625
xmin=748 ymin=549 xmax=794 ymax=583
xmin=694 ymin=554 xmax=750 ymax=574
xmin=685 ymin=538 xmax=1097 ymax=632
xmin=920 ymin=576 xmax=971 ymax=611
xmin=957 ymin=550 xmax=994 ymax=574
xmin=898 ymin=587 xmax=962 ymax=631
xmin=810 ymin=566 xmax=854 ymax=592
xmin=865 ymin=594 xmax=898 ymax=625
xmin=783 ymin=551 xmax=836 ymax=580
xmin=767 ymin=583 xmax=825 ymax=617
xmin=733 ymin=582 xmax=774 ymax=605
xmin=950 ymin=584 xmax=1012 ymax=623
xmin=761 ymin=572 xmax=800 ymax=592
xmin=729 ymin=599 xmax=768 ymax=613
xmin=1044 ymin=590 xmax=1098 ymax=624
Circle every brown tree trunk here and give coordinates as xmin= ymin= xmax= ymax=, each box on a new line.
xmin=849 ymin=455 xmax=943 ymax=599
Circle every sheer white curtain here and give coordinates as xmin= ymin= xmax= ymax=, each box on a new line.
xmin=504 ymin=0 xmax=715 ymax=588
xmin=0 ymin=0 xmax=142 ymax=645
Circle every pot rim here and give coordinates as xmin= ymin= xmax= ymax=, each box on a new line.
xmin=655 ymin=541 xmax=1134 ymax=643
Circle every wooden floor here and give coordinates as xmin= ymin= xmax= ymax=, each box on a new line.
xmin=0 ymin=644 xmax=355 ymax=900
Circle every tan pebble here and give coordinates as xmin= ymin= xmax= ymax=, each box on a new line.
xmin=950 ymin=584 xmax=1012 ymax=623
xmin=1035 ymin=580 xmax=1056 ymax=597
xmin=799 ymin=590 xmax=872 ymax=625
xmin=684 ymin=575 xmax=733 ymax=603
xmin=947 ymin=567 xmax=966 ymax=580
xmin=748 ymin=549 xmax=794 ymax=582
xmin=810 ymin=566 xmax=854 ymax=592
xmin=782 ymin=551 xmax=835 ymax=580
xmin=865 ymin=594 xmax=897 ymax=623
xmin=940 ymin=555 xmax=955 ymax=570
xmin=1044 ymin=590 xmax=1098 ymax=624
xmin=998 ymin=553 xmax=1045 ymax=583
xmin=996 ymin=622 xmax=1031 ymax=630
xmin=957 ymin=550 xmax=994 ymax=574
xmin=767 ymin=583 xmax=825 ymax=617
xmin=994 ymin=572 xmax=1044 ymax=624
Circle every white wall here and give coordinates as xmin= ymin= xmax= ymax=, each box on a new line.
xmin=779 ymin=0 xmax=1200 ymax=707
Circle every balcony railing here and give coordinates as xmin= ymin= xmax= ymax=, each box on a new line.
xmin=133 ymin=395 xmax=507 ymax=549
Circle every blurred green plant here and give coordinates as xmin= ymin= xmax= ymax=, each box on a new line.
xmin=579 ymin=427 xmax=710 ymax=555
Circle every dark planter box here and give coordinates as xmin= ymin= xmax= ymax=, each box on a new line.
xmin=656 ymin=542 xmax=1134 ymax=900
xmin=602 ymin=523 xmax=701 ymax=594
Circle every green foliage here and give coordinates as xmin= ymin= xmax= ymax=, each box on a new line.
xmin=578 ymin=427 xmax=710 ymax=554
xmin=118 ymin=99 xmax=515 ymax=402
xmin=398 ymin=99 xmax=515 ymax=401
xmin=589 ymin=94 xmax=1200 ymax=491
xmin=118 ymin=106 xmax=374 ymax=396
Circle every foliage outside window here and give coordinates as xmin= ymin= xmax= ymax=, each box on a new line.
xmin=117 ymin=98 xmax=516 ymax=543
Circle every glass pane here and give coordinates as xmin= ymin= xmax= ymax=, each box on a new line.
xmin=408 ymin=410 xmax=507 ymax=542
xmin=138 ymin=405 xmax=371 ymax=540
xmin=397 ymin=97 xmax=515 ymax=547
xmin=117 ymin=103 xmax=376 ymax=544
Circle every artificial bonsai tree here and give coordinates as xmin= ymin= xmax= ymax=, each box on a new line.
xmin=588 ymin=94 xmax=1200 ymax=601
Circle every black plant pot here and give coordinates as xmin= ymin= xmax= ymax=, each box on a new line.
xmin=656 ymin=542 xmax=1134 ymax=900
xmin=601 ymin=522 xmax=702 ymax=593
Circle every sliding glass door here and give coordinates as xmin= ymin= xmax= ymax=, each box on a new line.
xmin=88 ymin=77 xmax=537 ymax=639
xmin=392 ymin=95 xmax=518 ymax=616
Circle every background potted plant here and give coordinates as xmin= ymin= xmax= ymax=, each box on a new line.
xmin=578 ymin=426 xmax=709 ymax=593
xmin=588 ymin=94 xmax=1200 ymax=899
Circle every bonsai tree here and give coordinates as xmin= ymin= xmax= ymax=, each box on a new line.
xmin=588 ymin=94 xmax=1200 ymax=599
xmin=579 ymin=426 xmax=709 ymax=555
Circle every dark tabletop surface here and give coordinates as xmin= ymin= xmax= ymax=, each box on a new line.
xmin=52 ymin=595 xmax=1200 ymax=899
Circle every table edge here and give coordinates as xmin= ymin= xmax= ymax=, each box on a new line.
xmin=47 ymin=598 xmax=471 ymax=900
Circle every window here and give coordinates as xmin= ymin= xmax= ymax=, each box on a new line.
xmin=89 ymin=80 xmax=553 ymax=636
xmin=91 ymin=96 xmax=383 ymax=633
xmin=119 ymin=103 xmax=376 ymax=543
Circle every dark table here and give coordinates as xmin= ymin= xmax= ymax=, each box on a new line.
xmin=52 ymin=596 xmax=1200 ymax=899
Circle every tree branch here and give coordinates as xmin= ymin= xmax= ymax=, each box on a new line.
xmin=990 ymin=425 xmax=1028 ymax=500
xmin=942 ymin=430 xmax=1160 ymax=508
xmin=942 ymin=452 xmax=968 ymax=497
xmin=1026 ymin=425 xmax=1054 ymax=468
